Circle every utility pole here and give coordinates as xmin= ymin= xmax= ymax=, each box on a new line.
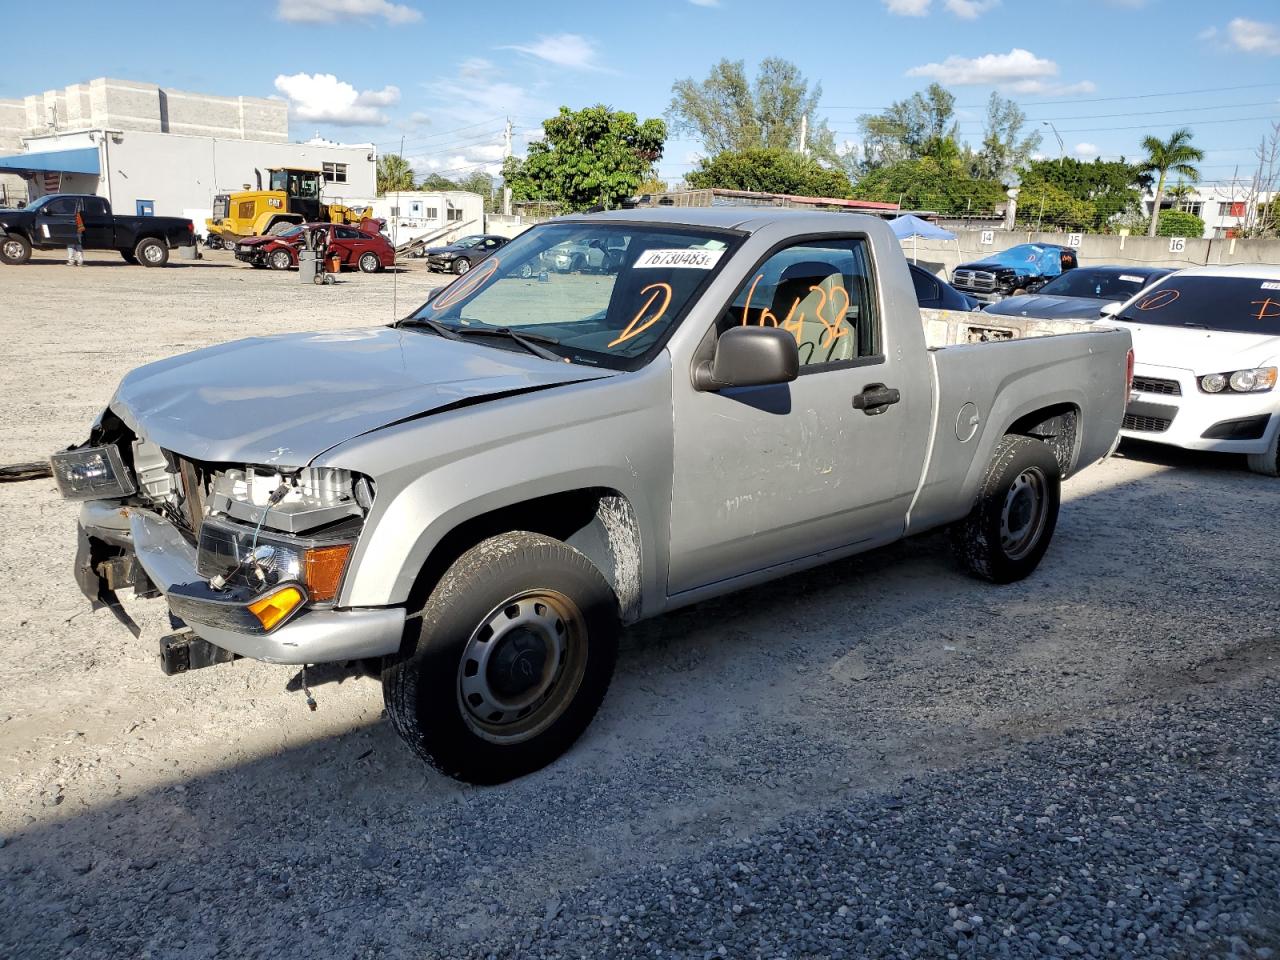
xmin=502 ymin=117 xmax=513 ymax=217
xmin=1043 ymin=121 xmax=1065 ymax=166
xmin=799 ymin=114 xmax=809 ymax=157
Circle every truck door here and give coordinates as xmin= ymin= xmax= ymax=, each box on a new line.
xmin=33 ymin=196 xmax=80 ymax=246
xmin=667 ymin=234 xmax=932 ymax=595
xmin=80 ymin=196 xmax=113 ymax=248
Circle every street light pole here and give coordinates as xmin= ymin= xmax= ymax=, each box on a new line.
xmin=1043 ymin=121 xmax=1065 ymax=166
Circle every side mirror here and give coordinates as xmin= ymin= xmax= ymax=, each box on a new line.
xmin=1098 ymin=302 xmax=1122 ymax=319
xmin=693 ymin=326 xmax=799 ymax=392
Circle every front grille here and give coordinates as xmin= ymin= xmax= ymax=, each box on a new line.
xmin=1132 ymin=375 xmax=1181 ymax=396
xmin=1123 ymin=414 xmax=1173 ymax=433
xmin=953 ymin=269 xmax=997 ymax=293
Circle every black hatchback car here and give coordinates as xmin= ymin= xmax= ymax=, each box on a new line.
xmin=425 ymin=234 xmax=508 ymax=274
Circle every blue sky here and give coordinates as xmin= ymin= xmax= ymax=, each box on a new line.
xmin=5 ymin=0 xmax=1280 ymax=187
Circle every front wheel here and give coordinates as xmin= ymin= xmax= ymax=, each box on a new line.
xmin=135 ymin=237 xmax=169 ymax=267
xmin=358 ymin=252 xmax=380 ymax=273
xmin=382 ymin=531 xmax=619 ymax=784
xmin=951 ymin=435 xmax=1061 ymax=584
xmin=1 ymin=234 xmax=32 ymax=265
xmin=1246 ymin=427 xmax=1280 ymax=477
xmin=269 ymin=248 xmax=293 ymax=271
xmin=453 ymin=257 xmax=471 ymax=275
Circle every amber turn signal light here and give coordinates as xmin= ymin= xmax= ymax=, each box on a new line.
xmin=302 ymin=544 xmax=353 ymax=603
xmin=248 ymin=586 xmax=305 ymax=632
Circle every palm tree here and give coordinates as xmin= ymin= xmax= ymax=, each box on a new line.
xmin=376 ymin=153 xmax=415 ymax=195
xmin=1139 ymin=128 xmax=1204 ymax=236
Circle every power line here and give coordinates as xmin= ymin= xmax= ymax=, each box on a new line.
xmin=372 ymin=116 xmax=507 ymax=150
xmin=820 ymin=80 xmax=1280 ymax=112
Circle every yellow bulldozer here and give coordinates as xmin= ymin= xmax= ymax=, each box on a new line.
xmin=205 ymin=167 xmax=373 ymax=249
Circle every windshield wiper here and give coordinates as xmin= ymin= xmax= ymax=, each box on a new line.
xmin=398 ymin=316 xmax=463 ymax=340
xmin=454 ymin=326 xmax=563 ymax=362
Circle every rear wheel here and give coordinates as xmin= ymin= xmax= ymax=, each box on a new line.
xmin=382 ymin=531 xmax=619 ymax=784
xmin=269 ymin=248 xmax=293 ymax=271
xmin=951 ymin=435 xmax=1061 ymax=584
xmin=1 ymin=234 xmax=31 ymax=265
xmin=135 ymin=237 xmax=168 ymax=267
xmin=358 ymin=252 xmax=380 ymax=273
xmin=453 ymin=257 xmax=471 ymax=275
xmin=519 ymin=263 xmax=534 ymax=279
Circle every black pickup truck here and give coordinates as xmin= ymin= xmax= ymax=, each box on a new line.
xmin=0 ymin=194 xmax=195 ymax=266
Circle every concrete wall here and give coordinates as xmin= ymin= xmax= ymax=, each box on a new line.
xmin=903 ymin=228 xmax=1280 ymax=280
xmin=19 ymin=130 xmax=375 ymax=225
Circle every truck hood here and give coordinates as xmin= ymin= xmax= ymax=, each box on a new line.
xmin=1114 ymin=322 xmax=1280 ymax=373
xmin=983 ymin=294 xmax=1105 ymax=322
xmin=111 ymin=326 xmax=612 ymax=466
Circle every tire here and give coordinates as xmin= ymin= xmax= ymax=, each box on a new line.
xmin=358 ymin=252 xmax=380 ymax=273
xmin=120 ymin=249 xmax=138 ymax=265
xmin=453 ymin=257 xmax=471 ymax=275
xmin=269 ymin=248 xmax=293 ymax=271
xmin=571 ymin=254 xmax=585 ymax=274
xmin=1246 ymin=426 xmax=1280 ymax=477
xmin=382 ymin=531 xmax=619 ymax=784
xmin=951 ymin=435 xmax=1061 ymax=584
xmin=135 ymin=237 xmax=168 ymax=267
xmin=267 ymin=220 xmax=297 ymax=237
xmin=519 ymin=263 xmax=533 ymax=279
xmin=0 ymin=233 xmax=31 ymax=265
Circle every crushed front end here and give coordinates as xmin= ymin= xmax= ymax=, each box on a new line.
xmin=51 ymin=409 xmax=404 ymax=673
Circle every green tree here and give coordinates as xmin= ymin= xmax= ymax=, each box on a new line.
xmin=973 ymin=93 xmax=1041 ymax=182
xmin=852 ymin=158 xmax=1004 ymax=215
xmin=1153 ymin=208 xmax=1205 ymax=238
xmin=502 ymin=105 xmax=666 ymax=212
xmin=856 ymin=84 xmax=959 ymax=173
xmin=1138 ymin=128 xmax=1204 ymax=237
xmin=377 ymin=153 xmax=415 ymax=195
xmin=1019 ymin=157 xmax=1148 ymax=230
xmin=667 ymin=58 xmax=836 ymax=160
xmin=685 ymin=148 xmax=852 ymax=197
xmin=1014 ymin=181 xmax=1096 ymax=231
xmin=417 ymin=172 xmax=458 ymax=190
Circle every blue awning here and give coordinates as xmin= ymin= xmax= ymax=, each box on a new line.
xmin=889 ymin=214 xmax=956 ymax=242
xmin=0 ymin=147 xmax=100 ymax=175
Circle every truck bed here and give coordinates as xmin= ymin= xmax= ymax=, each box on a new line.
xmin=920 ymin=307 xmax=1095 ymax=349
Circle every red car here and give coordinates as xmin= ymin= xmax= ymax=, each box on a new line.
xmin=234 ymin=220 xmax=394 ymax=273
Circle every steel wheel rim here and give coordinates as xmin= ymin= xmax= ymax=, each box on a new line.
xmin=3 ymin=239 xmax=24 ymax=260
xmin=143 ymin=243 xmax=163 ymax=263
xmin=361 ymin=253 xmax=378 ymax=271
xmin=455 ymin=259 xmax=470 ymax=275
xmin=456 ymin=590 xmax=588 ymax=744
xmin=1000 ymin=466 xmax=1048 ymax=560
xmin=271 ymin=251 xmax=291 ymax=269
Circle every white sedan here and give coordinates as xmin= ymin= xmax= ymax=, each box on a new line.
xmin=1104 ymin=264 xmax=1280 ymax=476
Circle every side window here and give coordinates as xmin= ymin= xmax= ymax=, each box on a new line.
xmin=335 ymin=226 xmax=360 ymax=240
xmin=45 ymin=197 xmax=77 ymax=215
xmin=910 ymin=266 xmax=939 ymax=306
xmin=717 ymin=237 xmax=881 ymax=368
xmin=83 ymin=197 xmax=108 ymax=216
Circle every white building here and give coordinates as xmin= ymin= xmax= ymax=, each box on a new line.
xmin=0 ymin=78 xmax=376 ymax=234
xmin=1143 ymin=184 xmax=1278 ymax=239
xmin=370 ymin=190 xmax=486 ymax=247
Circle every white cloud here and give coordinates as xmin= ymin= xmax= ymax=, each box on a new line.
xmin=944 ymin=0 xmax=999 ymax=17
xmin=273 ymin=73 xmax=400 ymax=126
xmin=504 ymin=33 xmax=603 ymax=70
xmin=1226 ymin=17 xmax=1280 ymax=55
xmin=907 ymin=47 xmax=1094 ymax=94
xmin=276 ymin=0 xmax=420 ymax=24
xmin=883 ymin=0 xmax=931 ymax=14
xmin=1073 ymin=142 xmax=1099 ymax=158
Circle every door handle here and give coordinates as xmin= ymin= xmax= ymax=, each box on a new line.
xmin=852 ymin=383 xmax=901 ymax=415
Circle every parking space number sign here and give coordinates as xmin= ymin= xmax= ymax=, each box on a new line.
xmin=1168 ymin=236 xmax=1187 ymax=253
xmin=980 ymin=230 xmax=994 ymax=245
xmin=1068 ymin=233 xmax=1082 ymax=247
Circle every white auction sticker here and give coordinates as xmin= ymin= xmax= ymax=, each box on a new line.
xmin=1261 ymin=281 xmax=1280 ymax=291
xmin=1119 ymin=274 xmax=1145 ymax=283
xmin=634 ymin=248 xmax=725 ymax=269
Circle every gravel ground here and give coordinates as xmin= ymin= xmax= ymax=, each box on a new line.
xmin=1 ymin=247 xmax=1278 ymax=959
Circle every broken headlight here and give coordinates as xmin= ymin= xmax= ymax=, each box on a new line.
xmin=49 ymin=445 xmax=136 ymax=501
xmin=196 ymin=515 xmax=354 ymax=603
xmin=206 ymin=466 xmax=373 ymax=534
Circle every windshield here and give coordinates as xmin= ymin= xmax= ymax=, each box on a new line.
xmin=1116 ymin=275 xmax=1280 ymax=335
xmin=406 ymin=222 xmax=740 ymax=369
xmin=1038 ymin=268 xmax=1164 ymax=301
xmin=453 ymin=236 xmax=484 ymax=248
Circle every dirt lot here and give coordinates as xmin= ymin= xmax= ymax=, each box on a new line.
xmin=0 ymin=247 xmax=1277 ymax=959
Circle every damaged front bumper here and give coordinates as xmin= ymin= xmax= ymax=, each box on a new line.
xmin=77 ymin=502 xmax=405 ymax=666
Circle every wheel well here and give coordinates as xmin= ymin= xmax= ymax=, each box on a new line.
xmin=1007 ymin=402 xmax=1079 ymax=477
xmin=407 ymin=489 xmax=642 ymax=623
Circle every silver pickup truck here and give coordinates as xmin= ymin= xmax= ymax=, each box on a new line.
xmin=52 ymin=208 xmax=1132 ymax=783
